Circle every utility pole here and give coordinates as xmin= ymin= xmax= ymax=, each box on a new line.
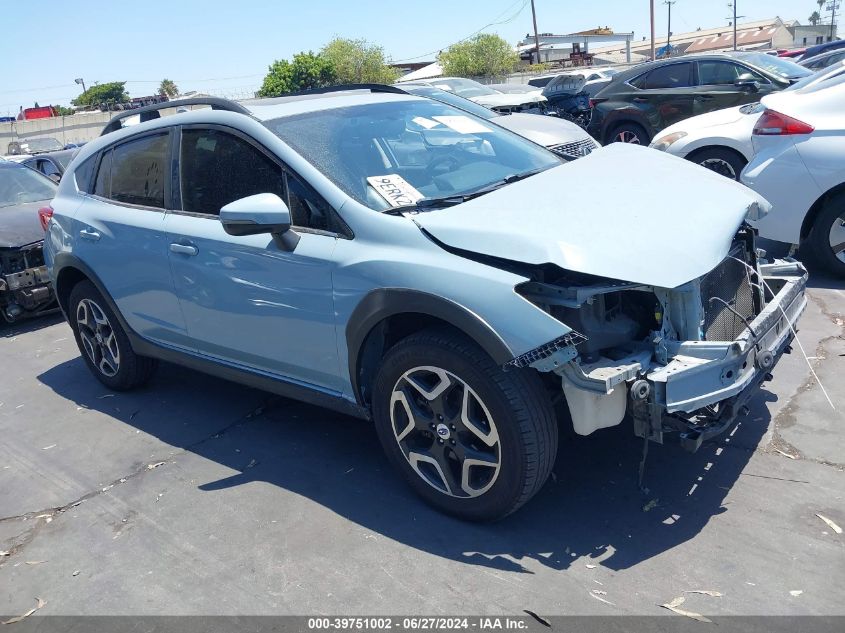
xmin=664 ymin=0 xmax=676 ymax=55
xmin=650 ymin=0 xmax=656 ymax=60
xmin=74 ymin=78 xmax=86 ymax=93
xmin=726 ymin=3 xmax=745 ymax=50
xmin=828 ymin=1 xmax=840 ymax=40
xmin=530 ymin=0 xmax=541 ymax=64
xmin=732 ymin=1 xmax=737 ymax=50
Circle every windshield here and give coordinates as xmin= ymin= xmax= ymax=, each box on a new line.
xmin=400 ymin=85 xmax=498 ymax=120
xmin=267 ymin=99 xmax=560 ymax=211
xmin=428 ymin=78 xmax=498 ymax=98
xmin=21 ymin=137 xmax=64 ymax=154
xmin=741 ymin=53 xmax=812 ymax=79
xmin=0 ymin=166 xmax=57 ymax=207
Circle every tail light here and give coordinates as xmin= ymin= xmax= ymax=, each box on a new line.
xmin=38 ymin=205 xmax=53 ymax=231
xmin=753 ymin=110 xmax=814 ymax=136
xmin=588 ymin=98 xmax=607 ymax=108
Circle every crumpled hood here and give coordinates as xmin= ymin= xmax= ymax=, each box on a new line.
xmin=471 ymin=92 xmax=546 ymax=108
xmin=413 ymin=143 xmax=769 ymax=288
xmin=0 ymin=201 xmax=47 ymax=249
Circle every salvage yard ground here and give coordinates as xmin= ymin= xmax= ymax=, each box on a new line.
xmin=1 ymin=273 xmax=843 ymax=618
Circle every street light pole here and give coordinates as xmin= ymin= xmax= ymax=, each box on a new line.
xmin=74 ymin=78 xmax=86 ymax=93
xmin=530 ymin=0 xmax=541 ymax=65
xmin=650 ymin=0 xmax=656 ymax=60
xmin=664 ymin=0 xmax=676 ymax=55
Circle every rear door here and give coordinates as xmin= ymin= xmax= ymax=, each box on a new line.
xmin=71 ymin=130 xmax=189 ymax=348
xmin=629 ymin=61 xmax=695 ymax=133
xmin=694 ymin=60 xmax=775 ymax=115
xmin=164 ymin=125 xmax=343 ymax=391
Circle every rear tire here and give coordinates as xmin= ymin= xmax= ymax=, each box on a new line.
xmin=805 ymin=192 xmax=845 ymax=277
xmin=608 ymin=122 xmax=650 ymax=145
xmin=68 ymin=280 xmax=158 ymax=390
xmin=687 ymin=147 xmax=747 ymax=181
xmin=371 ymin=329 xmax=558 ymax=521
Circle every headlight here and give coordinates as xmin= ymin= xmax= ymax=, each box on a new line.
xmin=650 ymin=131 xmax=687 ymax=152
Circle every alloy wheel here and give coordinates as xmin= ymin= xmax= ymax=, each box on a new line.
xmin=389 ymin=366 xmax=501 ymax=498
xmin=830 ymin=212 xmax=845 ymax=264
xmin=700 ymin=157 xmax=737 ymax=179
xmin=76 ymin=298 xmax=120 ymax=377
xmin=615 ymin=130 xmax=642 ymax=144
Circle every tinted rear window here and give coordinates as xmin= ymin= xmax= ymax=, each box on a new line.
xmin=109 ymin=134 xmax=168 ymax=208
xmin=633 ymin=62 xmax=693 ymax=89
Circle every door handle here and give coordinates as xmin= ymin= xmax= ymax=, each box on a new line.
xmin=169 ymin=242 xmax=198 ymax=256
xmin=632 ymin=97 xmax=649 ymax=103
xmin=695 ymin=95 xmax=715 ymax=100
xmin=79 ymin=228 xmax=101 ymax=241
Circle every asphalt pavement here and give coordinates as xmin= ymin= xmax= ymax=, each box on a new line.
xmin=1 ymin=273 xmax=843 ymax=619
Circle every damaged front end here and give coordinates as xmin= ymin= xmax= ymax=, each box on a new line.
xmin=514 ymin=227 xmax=808 ymax=452
xmin=0 ymin=242 xmax=57 ymax=323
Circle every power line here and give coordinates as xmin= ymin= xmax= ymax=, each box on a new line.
xmin=392 ymin=0 xmax=529 ymax=63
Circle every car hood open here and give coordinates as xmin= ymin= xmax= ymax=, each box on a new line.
xmin=412 ymin=143 xmax=769 ymax=288
xmin=0 ymin=201 xmax=47 ymax=249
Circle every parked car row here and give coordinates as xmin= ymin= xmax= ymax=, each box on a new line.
xmin=651 ymin=61 xmax=845 ymax=276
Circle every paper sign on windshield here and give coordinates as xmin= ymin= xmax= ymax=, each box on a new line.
xmin=367 ymin=175 xmax=423 ymax=208
xmin=432 ymin=115 xmax=492 ymax=134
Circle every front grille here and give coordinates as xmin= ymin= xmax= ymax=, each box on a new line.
xmin=700 ymin=243 xmax=758 ymax=341
xmin=0 ymin=243 xmax=45 ymax=275
xmin=550 ymin=138 xmax=597 ymax=160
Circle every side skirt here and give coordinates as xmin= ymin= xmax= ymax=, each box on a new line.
xmin=128 ymin=332 xmax=372 ymax=421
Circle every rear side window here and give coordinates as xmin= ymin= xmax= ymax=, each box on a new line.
xmin=179 ymin=129 xmax=286 ymax=216
xmin=109 ymin=134 xmax=168 ymax=208
xmin=74 ymin=155 xmax=97 ymax=193
xmin=635 ymin=62 xmax=693 ymax=89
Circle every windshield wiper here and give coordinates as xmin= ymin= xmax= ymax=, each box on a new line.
xmin=383 ymin=167 xmax=548 ymax=214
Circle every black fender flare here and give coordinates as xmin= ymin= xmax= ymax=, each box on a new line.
xmin=52 ymin=253 xmax=134 ymax=335
xmin=345 ymin=289 xmax=514 ymax=403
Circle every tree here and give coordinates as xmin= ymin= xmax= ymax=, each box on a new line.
xmin=158 ymin=79 xmax=179 ymax=98
xmin=56 ymin=105 xmax=75 ymax=116
xmin=809 ymin=11 xmax=821 ymax=25
xmin=320 ymin=37 xmax=400 ymax=84
xmin=72 ymin=82 xmax=129 ymax=107
xmin=438 ymin=33 xmax=519 ymax=78
xmin=257 ymin=51 xmax=337 ymax=97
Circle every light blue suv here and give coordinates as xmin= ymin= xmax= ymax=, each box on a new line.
xmin=45 ymin=88 xmax=807 ymax=520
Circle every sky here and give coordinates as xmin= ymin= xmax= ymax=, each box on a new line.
xmin=0 ymin=0 xmax=824 ymax=114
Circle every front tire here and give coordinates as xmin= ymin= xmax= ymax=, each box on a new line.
xmin=68 ymin=280 xmax=158 ymax=390
xmin=372 ymin=329 xmax=558 ymax=521
xmin=806 ymin=192 xmax=845 ymax=277
xmin=688 ymin=147 xmax=747 ymax=181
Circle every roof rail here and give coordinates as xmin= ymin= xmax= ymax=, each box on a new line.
xmin=100 ymin=97 xmax=251 ymax=136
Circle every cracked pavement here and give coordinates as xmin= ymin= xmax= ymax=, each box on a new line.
xmin=1 ymin=276 xmax=843 ymax=618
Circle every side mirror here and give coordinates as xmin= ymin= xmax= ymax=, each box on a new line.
xmin=219 ymin=193 xmax=299 ymax=249
xmin=734 ymin=73 xmax=760 ymax=92
xmin=47 ymin=173 xmax=61 ymax=184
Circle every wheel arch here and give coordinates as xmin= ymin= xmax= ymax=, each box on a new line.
xmin=604 ymin=115 xmax=652 ymax=144
xmin=347 ymin=290 xmax=514 ymax=407
xmin=52 ymin=254 xmax=133 ymax=336
xmin=800 ymin=182 xmax=845 ymax=242
xmin=685 ymin=144 xmax=750 ymax=165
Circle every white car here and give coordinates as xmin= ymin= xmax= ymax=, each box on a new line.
xmin=410 ymin=77 xmax=546 ymax=114
xmin=398 ymin=82 xmax=598 ymax=160
xmin=650 ymin=103 xmax=765 ymax=179
xmin=528 ymin=68 xmax=620 ymax=91
xmin=741 ymin=62 xmax=845 ymax=275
